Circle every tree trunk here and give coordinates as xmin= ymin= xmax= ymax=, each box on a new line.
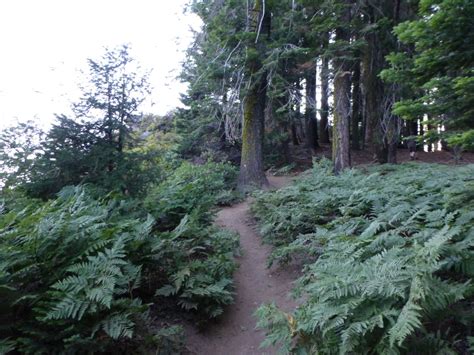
xmin=362 ymin=0 xmax=404 ymax=163
xmin=409 ymin=119 xmax=418 ymax=136
xmin=239 ymin=74 xmax=268 ymax=190
xmin=427 ymin=119 xmax=433 ymax=152
xmin=305 ymin=64 xmax=319 ymax=152
xmin=220 ymin=91 xmax=228 ymax=144
xmin=280 ymin=120 xmax=292 ymax=164
xmin=351 ymin=60 xmax=362 ymax=150
xmin=387 ymin=141 xmax=397 ymax=163
xmin=238 ymin=0 xmax=270 ymax=190
xmin=319 ymin=34 xmax=330 ymax=144
xmin=291 ymin=123 xmax=299 ymax=145
xmin=386 ymin=116 xmax=400 ymax=163
xmin=362 ymin=25 xmax=386 ymax=163
xmin=333 ymin=1 xmax=352 ymax=174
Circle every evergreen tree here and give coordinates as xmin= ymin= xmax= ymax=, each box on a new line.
xmin=73 ymin=44 xmax=150 ymax=156
xmin=319 ymin=34 xmax=331 ymax=144
xmin=384 ymin=0 xmax=474 ymax=155
xmin=238 ymin=0 xmax=271 ymax=190
xmin=4 ymin=46 xmax=153 ymax=198
xmin=332 ymin=0 xmax=353 ymax=174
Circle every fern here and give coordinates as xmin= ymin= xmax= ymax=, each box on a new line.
xmin=0 ymin=161 xmax=240 ymax=353
xmin=0 ymin=339 xmax=16 ymax=355
xmin=253 ymin=161 xmax=474 ymax=353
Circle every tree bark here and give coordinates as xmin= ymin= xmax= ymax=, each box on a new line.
xmin=427 ymin=119 xmax=433 ymax=152
xmin=387 ymin=141 xmax=397 ymax=163
xmin=333 ymin=1 xmax=352 ymax=174
xmin=362 ymin=0 xmax=405 ymax=163
xmin=220 ymin=91 xmax=228 ymax=144
xmin=291 ymin=122 xmax=299 ymax=145
xmin=409 ymin=119 xmax=418 ymax=136
xmin=319 ymin=35 xmax=330 ymax=144
xmin=387 ymin=117 xmax=400 ymax=164
xmin=362 ymin=23 xmax=386 ymax=163
xmin=238 ymin=0 xmax=270 ymax=190
xmin=351 ymin=60 xmax=362 ymax=150
xmin=305 ymin=64 xmax=319 ymax=152
xmin=238 ymin=73 xmax=268 ymax=190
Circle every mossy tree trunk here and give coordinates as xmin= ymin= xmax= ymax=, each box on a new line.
xmin=238 ymin=65 xmax=268 ymax=190
xmin=332 ymin=1 xmax=352 ymax=174
xmin=238 ymin=0 xmax=270 ymax=190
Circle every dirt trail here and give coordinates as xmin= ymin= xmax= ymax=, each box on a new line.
xmin=185 ymin=175 xmax=299 ymax=355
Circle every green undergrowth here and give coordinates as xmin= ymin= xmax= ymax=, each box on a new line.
xmin=252 ymin=159 xmax=474 ymax=354
xmin=0 ymin=161 xmax=239 ymax=354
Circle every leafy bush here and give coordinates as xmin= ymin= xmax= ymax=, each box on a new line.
xmin=0 ymin=161 xmax=240 ymax=353
xmin=253 ymin=160 xmax=474 ymax=353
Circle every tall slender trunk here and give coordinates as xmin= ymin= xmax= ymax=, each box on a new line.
xmin=238 ymin=0 xmax=270 ymax=190
xmin=351 ymin=60 xmax=362 ymax=150
xmin=427 ymin=119 xmax=433 ymax=152
xmin=387 ymin=117 xmax=400 ymax=164
xmin=362 ymin=25 xmax=386 ymax=163
xmin=292 ymin=83 xmax=301 ymax=145
xmin=363 ymin=0 xmax=404 ymax=163
xmin=333 ymin=1 xmax=352 ymax=174
xmin=409 ymin=120 xmax=418 ymax=136
xmin=319 ymin=33 xmax=330 ymax=144
xmin=279 ymin=119 xmax=292 ymax=164
xmin=220 ymin=91 xmax=228 ymax=144
xmin=401 ymin=121 xmax=408 ymax=148
xmin=305 ymin=64 xmax=319 ymax=151
xmin=291 ymin=123 xmax=299 ymax=145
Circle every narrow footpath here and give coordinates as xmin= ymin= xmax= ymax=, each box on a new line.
xmin=185 ymin=175 xmax=300 ymax=355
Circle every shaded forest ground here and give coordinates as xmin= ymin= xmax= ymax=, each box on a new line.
xmin=180 ymin=148 xmax=473 ymax=354
xmin=290 ymin=144 xmax=474 ymax=170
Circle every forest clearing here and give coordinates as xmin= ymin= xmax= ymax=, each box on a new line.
xmin=1 ymin=0 xmax=473 ymax=354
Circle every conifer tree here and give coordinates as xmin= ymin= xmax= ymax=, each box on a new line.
xmin=384 ymin=0 xmax=474 ymax=154
xmin=332 ymin=0 xmax=353 ymax=174
xmin=238 ymin=0 xmax=271 ymax=190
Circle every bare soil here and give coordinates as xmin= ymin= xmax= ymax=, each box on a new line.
xmin=184 ymin=175 xmax=299 ymax=355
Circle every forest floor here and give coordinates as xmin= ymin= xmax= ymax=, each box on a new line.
xmin=184 ymin=175 xmax=300 ymax=355
xmin=183 ymin=147 xmax=474 ymax=354
xmin=291 ymin=144 xmax=474 ymax=169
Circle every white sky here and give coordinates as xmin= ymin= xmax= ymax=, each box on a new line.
xmin=0 ymin=0 xmax=200 ymax=129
